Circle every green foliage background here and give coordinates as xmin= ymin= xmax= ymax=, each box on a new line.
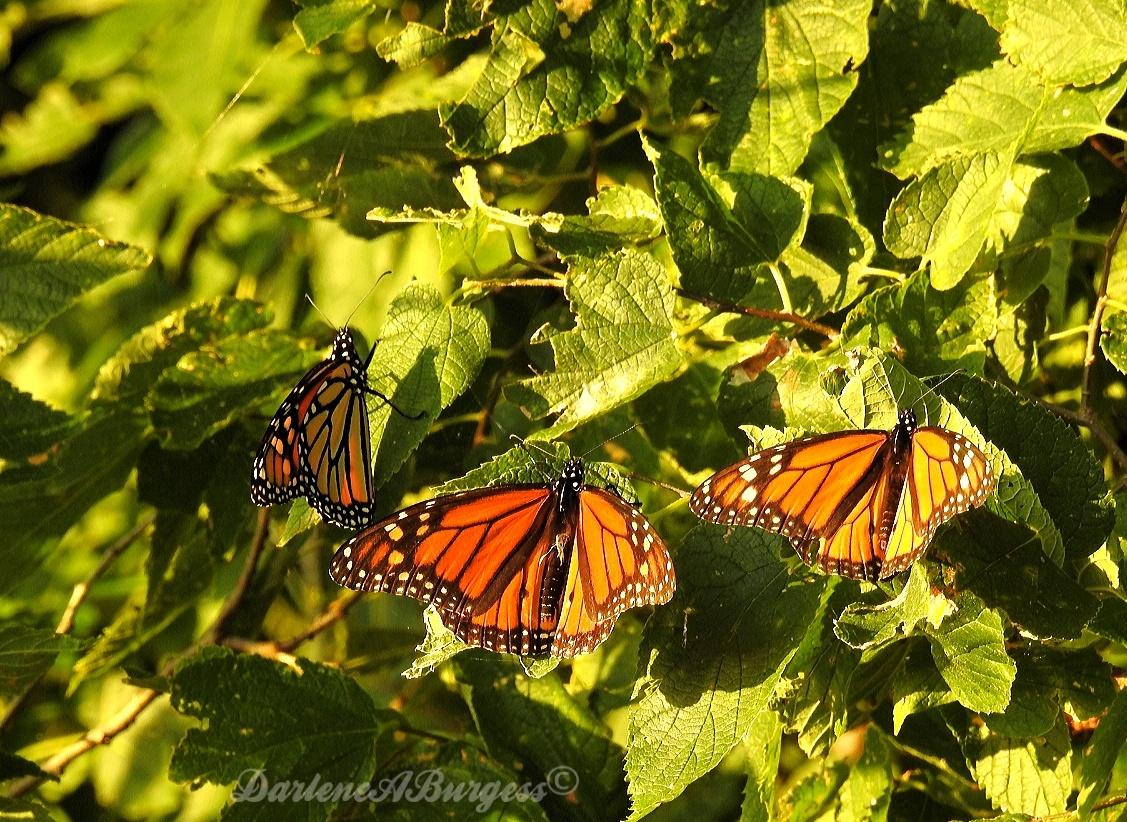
xmin=1 ymin=0 xmax=1126 ymax=819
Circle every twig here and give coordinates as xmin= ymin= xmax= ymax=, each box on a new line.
xmin=1081 ymin=197 xmax=1127 ymax=414
xmin=203 ymin=509 xmax=270 ymax=644
xmin=626 ymin=472 xmax=690 ymax=498
xmin=8 ymin=690 xmax=161 ymax=797
xmin=275 ymin=591 xmax=361 ymax=653
xmin=0 ymin=515 xmax=155 ymax=738
xmin=677 ymin=289 xmax=838 ymax=340
xmin=8 ymin=509 xmax=274 ymax=798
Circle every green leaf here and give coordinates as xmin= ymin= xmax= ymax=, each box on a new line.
xmin=740 ymin=709 xmax=783 ymax=822
xmin=1076 ymin=689 xmax=1127 ymax=816
xmin=147 ymin=330 xmax=320 ymax=450
xmin=941 ymin=512 xmax=1099 ymax=640
xmin=455 ymin=657 xmax=624 ymax=821
xmin=982 ymin=656 xmax=1060 ymax=739
xmin=780 ymin=582 xmax=862 ymax=756
xmin=214 ymin=111 xmax=463 ymax=238
xmin=0 ymin=204 xmax=151 ymax=355
xmin=0 ymin=624 xmax=81 ymax=696
xmin=293 ymin=0 xmax=376 ymax=49
xmin=376 ymin=23 xmax=456 ymax=69
xmin=999 ymin=0 xmax=1127 ymax=86
xmin=841 ymin=270 xmax=997 ymax=374
xmin=93 ymin=298 xmax=272 ymax=406
xmin=1101 ymin=312 xmax=1127 ymax=375
xmin=646 ymin=138 xmax=807 ymax=300
xmin=835 ymin=565 xmax=931 ymax=652
xmin=884 ymin=150 xmax=1013 ymax=290
xmin=0 ymin=85 xmax=101 ymax=176
xmin=402 ymin=606 xmax=470 ymax=679
xmin=509 ymin=249 xmax=682 ymax=438
xmin=533 ymin=185 xmax=663 ymax=260
xmin=883 ymin=59 xmax=1127 ymax=179
xmin=965 ymin=716 xmax=1071 ymax=816
xmin=440 ymin=0 xmax=652 ymax=156
xmin=0 ymin=378 xmax=78 ymax=462
xmin=678 ymin=0 xmax=871 ymax=176
xmin=838 ymin=725 xmax=893 ymax=822
xmin=935 ymin=375 xmax=1115 ymax=561
xmin=626 ymin=524 xmax=826 ymax=818
xmin=928 ymin=591 xmax=1016 ymax=714
xmin=170 ymin=647 xmax=393 ymax=819
xmin=0 ymin=410 xmax=148 ymax=595
xmin=891 ymin=644 xmax=955 ymax=733
xmin=366 ymin=284 xmax=489 ymax=482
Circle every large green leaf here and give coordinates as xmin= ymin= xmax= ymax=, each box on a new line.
xmin=999 ymin=0 xmax=1127 ymax=86
xmin=293 ymin=0 xmax=377 ymax=48
xmin=626 ymin=524 xmax=826 ymax=818
xmin=668 ymin=0 xmax=871 ymax=176
xmin=440 ymin=0 xmax=652 ymax=156
xmin=0 ymin=378 xmax=78 ymax=462
xmin=0 ymin=204 xmax=151 ymax=355
xmin=884 ymin=150 xmax=1013 ymax=290
xmin=170 ymin=647 xmax=395 ymax=821
xmin=366 ymin=284 xmax=489 ymax=483
xmin=509 ymin=249 xmax=682 ymax=438
xmin=928 ymin=591 xmax=1015 ymax=715
xmin=647 ymin=139 xmax=807 ymax=300
xmin=455 ymin=657 xmax=625 ymax=821
xmin=964 ymin=716 xmax=1072 ymax=816
xmin=841 ymin=270 xmax=997 ymax=374
xmin=935 ymin=375 xmax=1114 ymax=561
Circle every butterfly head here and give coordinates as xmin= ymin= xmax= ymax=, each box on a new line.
xmin=556 ymin=458 xmax=586 ymax=510
xmin=892 ymin=408 xmax=918 ymax=454
xmin=331 ymin=328 xmax=357 ymax=360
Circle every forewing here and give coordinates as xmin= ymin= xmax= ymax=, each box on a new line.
xmin=250 ymin=357 xmax=338 ymax=506
xmin=690 ymin=431 xmax=889 ymax=542
xmin=329 ymin=486 xmax=556 ymax=617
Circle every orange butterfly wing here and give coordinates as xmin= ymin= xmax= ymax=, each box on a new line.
xmin=551 ymin=489 xmax=675 ymax=657
xmin=330 ymin=468 xmax=675 ymax=658
xmin=251 ymin=357 xmax=341 ymax=506
xmin=251 ymin=329 xmax=378 ymax=529
xmin=881 ymin=427 xmax=995 ymax=577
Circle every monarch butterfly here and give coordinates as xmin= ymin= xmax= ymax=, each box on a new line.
xmin=690 ymin=409 xmax=995 ymax=580
xmin=250 ymin=327 xmax=418 ymax=529
xmin=328 ymin=458 xmax=676 ymax=657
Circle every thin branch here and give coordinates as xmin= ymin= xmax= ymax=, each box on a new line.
xmin=0 ymin=515 xmax=155 ymax=738
xmin=8 ymin=689 xmax=161 ymax=797
xmin=1081 ymin=197 xmax=1127 ymax=414
xmin=8 ymin=509 xmax=274 ymax=798
xmin=275 ymin=591 xmax=361 ymax=653
xmin=203 ymin=508 xmax=270 ymax=644
xmin=678 ymin=288 xmax=838 ymax=340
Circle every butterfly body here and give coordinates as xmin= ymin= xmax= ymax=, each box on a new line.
xmin=329 ymin=458 xmax=675 ymax=658
xmin=251 ymin=328 xmax=377 ymax=529
xmin=691 ymin=410 xmax=994 ymax=580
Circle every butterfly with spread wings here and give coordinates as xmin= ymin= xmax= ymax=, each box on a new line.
xmin=690 ymin=409 xmax=995 ymax=580
xmin=329 ymin=458 xmax=675 ymax=658
xmin=251 ymin=328 xmax=419 ymax=529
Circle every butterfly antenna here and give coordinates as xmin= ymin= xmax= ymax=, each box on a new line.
xmin=916 ymin=370 xmax=965 ymax=425
xmin=345 ymin=270 xmax=393 ymax=329
xmin=305 ymin=293 xmax=335 ymax=329
xmin=577 ymin=422 xmax=641 ymax=461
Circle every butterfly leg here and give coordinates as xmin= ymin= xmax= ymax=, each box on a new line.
xmin=364 ymin=386 xmax=426 ymax=420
